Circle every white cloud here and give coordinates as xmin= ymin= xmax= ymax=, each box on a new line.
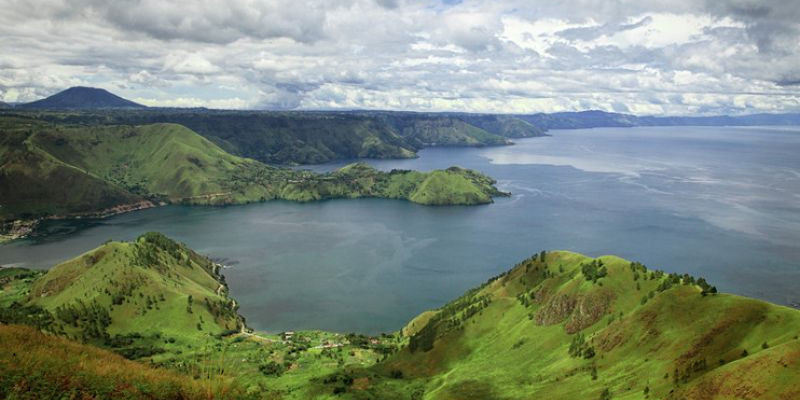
xmin=0 ymin=0 xmax=798 ymax=114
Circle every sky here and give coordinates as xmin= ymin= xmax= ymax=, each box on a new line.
xmin=1 ymin=0 xmax=799 ymax=115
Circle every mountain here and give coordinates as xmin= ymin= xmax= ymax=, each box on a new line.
xmin=520 ymin=110 xmax=800 ymax=130
xmin=19 ymin=86 xmax=145 ymax=109
xmin=0 ymin=242 xmax=800 ymax=400
xmin=369 ymin=251 xmax=800 ymax=400
xmin=0 ymin=115 xmax=506 ymax=233
xmin=0 ymin=101 xmax=10 ymax=109
xmin=0 ymin=233 xmax=241 ymax=399
xmin=0 ymin=233 xmax=395 ymax=399
xmin=28 ymin=232 xmax=241 ymax=341
xmin=2 ymin=239 xmax=799 ymax=399
xmin=4 ymin=107 xmax=544 ymax=165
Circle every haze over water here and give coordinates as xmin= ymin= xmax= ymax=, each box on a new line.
xmin=2 ymin=126 xmax=799 ymax=334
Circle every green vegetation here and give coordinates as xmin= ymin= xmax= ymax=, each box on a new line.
xmin=0 ymin=324 xmax=229 ymax=400
xmin=26 ymin=232 xmax=241 ymax=344
xmin=372 ymin=251 xmax=800 ymax=400
xmin=0 ymin=115 xmax=506 ymax=234
xmin=2 ymin=107 xmax=546 ymax=165
xmin=2 ymin=239 xmax=799 ymax=399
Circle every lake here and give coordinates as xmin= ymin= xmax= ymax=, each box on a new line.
xmin=2 ymin=126 xmax=800 ymax=334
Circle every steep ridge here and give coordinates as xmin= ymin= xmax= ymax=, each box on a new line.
xmin=375 ymin=251 xmax=800 ymax=400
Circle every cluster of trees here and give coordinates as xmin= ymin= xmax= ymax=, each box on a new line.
xmin=0 ymin=302 xmax=54 ymax=330
xmin=410 ymin=293 xmax=491 ymax=353
xmin=673 ymin=359 xmax=708 ymax=385
xmin=104 ymin=332 xmax=167 ymax=359
xmin=203 ymin=297 xmax=237 ymax=323
xmin=581 ymin=260 xmax=608 ymax=283
xmin=631 ymin=262 xmax=717 ymax=304
xmin=54 ymin=299 xmax=112 ymax=340
xmin=133 ymin=232 xmax=187 ymax=269
xmin=258 ymin=361 xmax=286 ymax=377
xmin=567 ymin=332 xmax=595 ymax=359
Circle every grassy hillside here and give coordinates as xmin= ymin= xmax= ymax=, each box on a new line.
xmin=0 ymin=324 xmax=226 ymax=400
xmin=375 ymin=114 xmax=511 ymax=147
xmin=28 ymin=232 xmax=241 ymax=343
xmin=0 ymin=234 xmax=401 ymax=399
xmin=359 ymin=251 xmax=800 ymax=400
xmin=2 ymin=109 xmax=546 ymax=164
xmin=0 ymin=115 xmax=506 ymax=231
xmin=2 ymin=239 xmax=799 ymax=399
xmin=0 ymin=117 xmax=142 ymax=220
xmin=442 ymin=114 xmax=547 ymax=139
xmin=280 ymin=163 xmax=507 ymax=205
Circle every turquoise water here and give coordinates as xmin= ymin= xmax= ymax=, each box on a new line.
xmin=2 ymin=126 xmax=799 ymax=333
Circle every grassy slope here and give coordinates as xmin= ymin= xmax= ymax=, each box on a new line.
xmin=3 ymin=241 xmax=800 ymax=399
xmin=0 ymin=234 xmax=400 ymax=400
xmin=402 ymin=118 xmax=509 ymax=147
xmin=453 ymin=114 xmax=547 ymax=138
xmin=0 ymin=116 xmax=506 ymax=223
xmin=5 ymin=110 xmax=542 ymax=164
xmin=19 ymin=110 xmax=419 ymax=164
xmin=28 ymin=122 xmax=281 ymax=202
xmin=280 ymin=163 xmax=507 ymax=205
xmin=355 ymin=251 xmax=800 ymax=400
xmin=0 ymin=117 xmax=141 ymax=219
xmin=29 ymin=232 xmax=240 ymax=342
xmin=0 ymin=324 xmax=226 ymax=400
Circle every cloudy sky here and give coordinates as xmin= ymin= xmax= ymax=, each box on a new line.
xmin=1 ymin=0 xmax=799 ymax=114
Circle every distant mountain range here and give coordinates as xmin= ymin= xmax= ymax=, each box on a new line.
xmin=519 ymin=109 xmax=800 ymax=129
xmin=17 ymin=86 xmax=145 ymax=109
xmin=11 ymin=86 xmax=800 ymax=128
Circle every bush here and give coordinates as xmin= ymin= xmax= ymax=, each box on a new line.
xmin=258 ymin=361 xmax=285 ymax=377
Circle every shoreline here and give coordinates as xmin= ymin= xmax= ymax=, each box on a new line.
xmin=0 ymin=200 xmax=159 ymax=244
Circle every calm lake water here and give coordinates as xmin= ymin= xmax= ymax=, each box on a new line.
xmin=2 ymin=126 xmax=800 ymax=334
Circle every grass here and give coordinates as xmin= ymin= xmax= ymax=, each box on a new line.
xmin=366 ymin=251 xmax=800 ymax=400
xmin=2 ymin=109 xmax=545 ymax=165
xmin=2 ymin=238 xmax=799 ymax=399
xmin=0 ymin=323 xmax=230 ymax=400
xmin=28 ymin=233 xmax=241 ymax=343
xmin=0 ymin=115 xmax=506 ymax=225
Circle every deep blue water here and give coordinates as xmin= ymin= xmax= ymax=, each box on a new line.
xmin=2 ymin=126 xmax=799 ymax=334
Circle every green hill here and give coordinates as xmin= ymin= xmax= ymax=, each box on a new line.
xmin=28 ymin=232 xmax=241 ymax=343
xmin=0 ymin=116 xmax=506 ymax=237
xmin=279 ymin=163 xmax=507 ymax=205
xmin=375 ymin=114 xmax=511 ymax=147
xmin=1 ymin=109 xmax=547 ymax=165
xmin=366 ymin=251 xmax=800 ymax=400
xmin=0 ymin=233 xmax=242 ymax=398
xmin=2 ymin=238 xmax=800 ymax=399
